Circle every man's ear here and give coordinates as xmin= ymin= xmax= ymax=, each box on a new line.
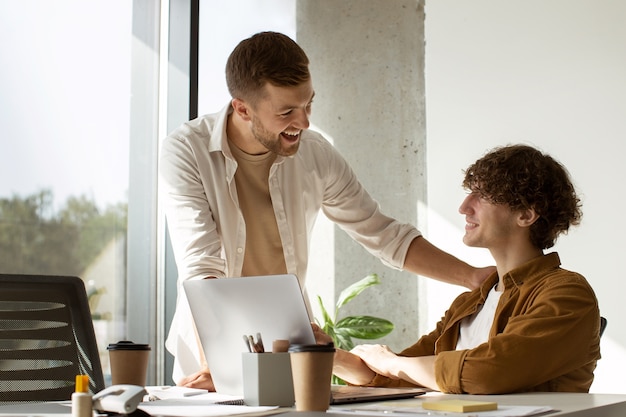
xmin=231 ymin=98 xmax=252 ymax=122
xmin=517 ymin=208 xmax=540 ymax=228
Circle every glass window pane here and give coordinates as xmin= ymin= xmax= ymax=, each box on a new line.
xmin=198 ymin=0 xmax=296 ymax=115
xmin=0 ymin=0 xmax=133 ymax=384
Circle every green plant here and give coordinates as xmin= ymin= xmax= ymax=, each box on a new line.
xmin=316 ymin=273 xmax=394 ymax=351
xmin=316 ymin=273 xmax=395 ymax=384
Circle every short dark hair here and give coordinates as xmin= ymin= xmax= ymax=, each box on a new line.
xmin=462 ymin=144 xmax=582 ymax=249
xmin=225 ymin=31 xmax=310 ymax=105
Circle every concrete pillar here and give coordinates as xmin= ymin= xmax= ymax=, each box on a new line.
xmin=298 ymin=0 xmax=426 ymax=350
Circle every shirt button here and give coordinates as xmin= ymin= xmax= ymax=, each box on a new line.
xmin=237 ymin=247 xmax=243 ymax=254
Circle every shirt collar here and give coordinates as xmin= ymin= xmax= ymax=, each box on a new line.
xmin=478 ymin=252 xmax=562 ymax=297
xmin=502 ymin=252 xmax=562 ymax=290
xmin=210 ymin=103 xmax=232 ymax=154
xmin=212 ymin=102 xmax=289 ymax=167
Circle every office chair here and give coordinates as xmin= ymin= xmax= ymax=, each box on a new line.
xmin=600 ymin=316 xmax=608 ymax=338
xmin=0 ymin=274 xmax=105 ymax=402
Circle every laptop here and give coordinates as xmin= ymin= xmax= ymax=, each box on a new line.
xmin=184 ymin=274 xmax=426 ymax=403
xmin=184 ymin=274 xmax=316 ymax=396
xmin=331 ymin=385 xmax=426 ymax=404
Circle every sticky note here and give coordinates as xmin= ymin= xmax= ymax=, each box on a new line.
xmin=421 ymin=399 xmax=498 ymax=412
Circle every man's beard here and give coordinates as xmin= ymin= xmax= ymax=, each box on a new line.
xmin=250 ymin=116 xmax=299 ymax=157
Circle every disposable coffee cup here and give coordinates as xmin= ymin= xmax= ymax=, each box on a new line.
xmin=288 ymin=343 xmax=335 ymax=411
xmin=107 ymin=340 xmax=151 ymax=386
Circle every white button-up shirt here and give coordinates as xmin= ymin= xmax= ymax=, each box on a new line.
xmin=159 ymin=104 xmax=422 ymax=381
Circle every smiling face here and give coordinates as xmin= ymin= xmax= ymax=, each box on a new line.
xmin=458 ymin=191 xmax=519 ymax=251
xmin=243 ymin=80 xmax=314 ymax=157
xmin=462 ymin=145 xmax=582 ymax=250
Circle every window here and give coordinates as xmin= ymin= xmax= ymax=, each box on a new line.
xmin=1 ymin=0 xmax=316 ymax=386
xmin=197 ymin=0 xmax=296 ymax=115
xmin=0 ymin=0 xmax=143 ymax=384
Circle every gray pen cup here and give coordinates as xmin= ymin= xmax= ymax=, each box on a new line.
xmin=107 ymin=341 xmax=151 ymax=386
xmin=242 ymin=352 xmax=295 ymax=406
xmin=288 ymin=343 xmax=335 ymax=411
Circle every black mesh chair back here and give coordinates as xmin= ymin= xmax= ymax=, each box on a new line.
xmin=0 ymin=274 xmax=105 ymax=402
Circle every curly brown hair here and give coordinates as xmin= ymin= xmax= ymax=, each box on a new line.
xmin=225 ymin=31 xmax=310 ymax=106
xmin=462 ymin=144 xmax=582 ymax=250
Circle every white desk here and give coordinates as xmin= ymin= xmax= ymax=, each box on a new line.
xmin=329 ymin=392 xmax=626 ymax=417
xmin=1 ymin=392 xmax=626 ymax=417
xmin=430 ymin=392 xmax=626 ymax=416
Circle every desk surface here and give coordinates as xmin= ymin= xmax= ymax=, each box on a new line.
xmin=1 ymin=392 xmax=626 ymax=417
xmin=328 ymin=392 xmax=626 ymax=417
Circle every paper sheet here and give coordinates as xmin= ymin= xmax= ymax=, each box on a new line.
xmin=139 ymin=392 xmax=279 ymax=417
xmin=139 ymin=400 xmax=278 ymax=417
xmin=146 ymin=386 xmax=211 ymax=400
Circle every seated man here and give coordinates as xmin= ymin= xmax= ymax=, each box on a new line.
xmin=314 ymin=144 xmax=601 ymax=394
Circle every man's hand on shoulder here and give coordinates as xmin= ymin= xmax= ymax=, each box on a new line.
xmin=177 ymin=368 xmax=216 ymax=391
xmin=467 ymin=265 xmax=496 ymax=290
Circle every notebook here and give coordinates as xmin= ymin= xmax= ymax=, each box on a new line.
xmin=184 ymin=274 xmax=427 ymax=403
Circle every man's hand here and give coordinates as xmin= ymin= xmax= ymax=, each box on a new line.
xmin=352 ymin=345 xmax=439 ymax=390
xmin=351 ymin=344 xmax=400 ymax=380
xmin=311 ymin=322 xmax=333 ymax=345
xmin=468 ymin=265 xmax=496 ymax=290
xmin=177 ymin=368 xmax=216 ymax=391
xmin=310 ymin=323 xmax=377 ymax=385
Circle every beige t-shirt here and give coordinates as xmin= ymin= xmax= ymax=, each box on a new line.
xmin=230 ymin=142 xmax=287 ymax=276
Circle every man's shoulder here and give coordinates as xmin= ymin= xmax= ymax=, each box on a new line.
xmin=297 ymin=129 xmax=345 ymax=163
xmin=527 ymin=261 xmax=595 ymax=299
xmin=166 ymin=113 xmax=219 ymax=143
xmin=300 ymin=129 xmax=333 ymax=148
xmin=542 ymin=267 xmax=592 ymax=288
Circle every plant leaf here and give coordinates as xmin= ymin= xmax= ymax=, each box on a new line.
xmin=336 ymin=315 xmax=394 ymax=339
xmin=332 ymin=374 xmax=347 ymax=385
xmin=317 ymin=295 xmax=334 ymax=327
xmin=333 ymin=329 xmax=355 ymax=351
xmin=314 ymin=273 xmax=395 ymax=355
xmin=325 ymin=324 xmax=338 ymax=343
xmin=335 ymin=273 xmax=380 ymax=310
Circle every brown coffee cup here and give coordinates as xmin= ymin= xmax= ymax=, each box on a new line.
xmin=288 ymin=343 xmax=335 ymax=411
xmin=107 ymin=340 xmax=151 ymax=386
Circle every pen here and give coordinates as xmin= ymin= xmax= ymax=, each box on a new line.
xmin=243 ymin=335 xmax=252 ymax=352
xmin=255 ymin=332 xmax=265 ymax=353
xmin=247 ymin=335 xmax=256 ymax=352
xmin=245 ymin=333 xmax=265 ymax=353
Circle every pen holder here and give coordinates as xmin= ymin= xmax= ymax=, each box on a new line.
xmin=242 ymin=352 xmax=295 ymax=407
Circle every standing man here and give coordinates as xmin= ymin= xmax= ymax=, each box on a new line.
xmin=159 ymin=31 xmax=492 ymax=388
xmin=314 ymin=144 xmax=600 ymax=394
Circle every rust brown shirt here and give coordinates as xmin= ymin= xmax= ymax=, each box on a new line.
xmin=370 ymin=253 xmax=601 ymax=394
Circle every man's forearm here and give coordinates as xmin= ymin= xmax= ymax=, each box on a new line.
xmin=403 ymin=236 xmax=493 ymax=289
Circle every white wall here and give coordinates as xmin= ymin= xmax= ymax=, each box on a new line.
xmin=424 ymin=0 xmax=626 ymax=393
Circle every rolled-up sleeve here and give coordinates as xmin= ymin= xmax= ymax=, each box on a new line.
xmin=434 ymin=349 xmax=468 ymax=393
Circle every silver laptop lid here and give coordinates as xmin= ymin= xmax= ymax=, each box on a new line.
xmin=183 ymin=274 xmax=315 ymax=396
